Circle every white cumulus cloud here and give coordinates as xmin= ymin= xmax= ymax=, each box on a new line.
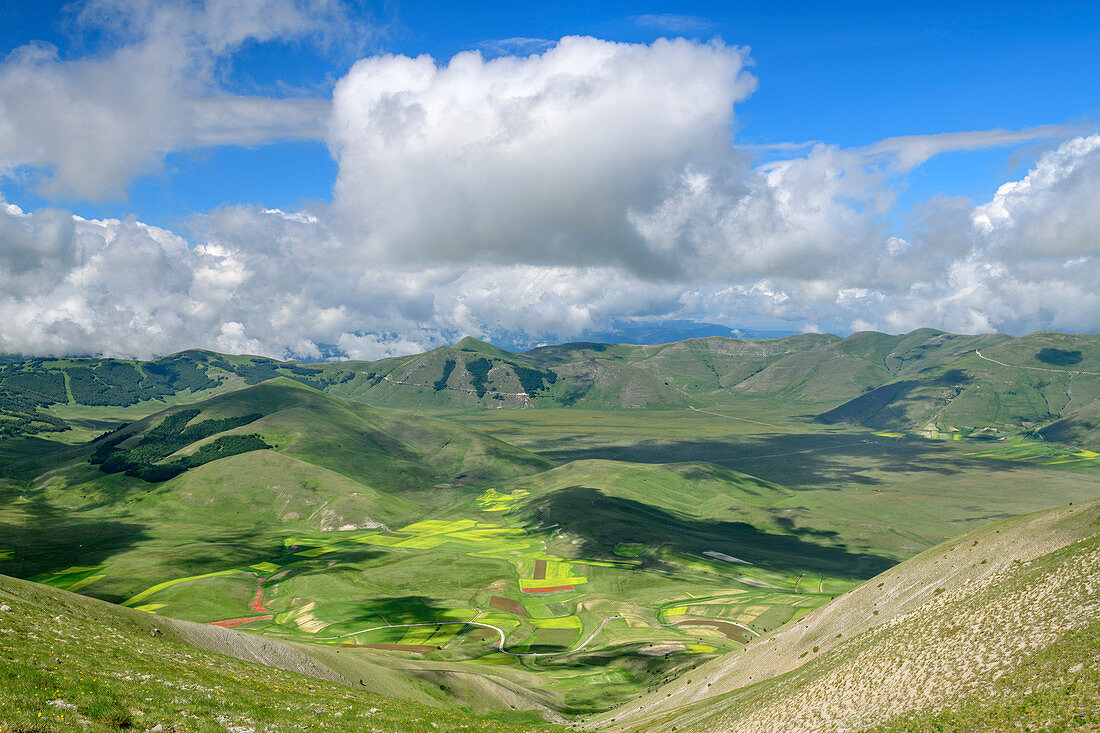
xmin=0 ymin=0 xmax=361 ymax=200
xmin=328 ymin=36 xmax=756 ymax=275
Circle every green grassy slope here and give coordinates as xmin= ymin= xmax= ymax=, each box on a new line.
xmin=0 ymin=573 xmax=559 ymax=733
xmin=0 ymin=383 xmax=578 ymax=719
xmin=328 ymin=333 xmax=845 ymax=410
xmin=2 ymin=399 xmax=910 ymax=718
xmin=327 ymin=338 xmax=567 ymax=409
xmin=816 ymin=331 xmax=1100 ymax=446
xmin=333 ymin=330 xmax=1100 ymax=447
xmin=0 ymin=380 xmax=552 ymax=602
xmin=450 ymin=404 xmax=1100 ymax=562
xmin=170 ymin=378 xmax=552 ymax=497
xmin=0 ymin=350 xmax=361 ymax=441
xmin=328 ymin=328 xmax=1100 ymax=448
xmin=594 ymin=498 xmax=1100 ymax=732
xmin=1 ymin=346 xmax=1098 ymax=727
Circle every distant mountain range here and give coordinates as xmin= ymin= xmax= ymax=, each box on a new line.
xmin=4 ymin=328 xmax=1098 ymax=448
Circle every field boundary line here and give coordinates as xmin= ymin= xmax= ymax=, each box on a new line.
xmin=687 ymin=406 xmax=808 ymax=432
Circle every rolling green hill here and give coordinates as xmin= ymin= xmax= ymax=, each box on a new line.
xmin=0 ymin=380 xmax=552 ymax=602
xmin=816 ymin=331 xmax=1100 ymax=444
xmin=0 ymin=350 xmax=358 ymax=440
xmin=0 ymin=381 xmax=936 ymax=718
xmin=593 ymin=498 xmax=1100 ymax=732
xmin=328 ymin=337 xmax=571 ymax=409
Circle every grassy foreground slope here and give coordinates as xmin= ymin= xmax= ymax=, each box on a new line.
xmin=594 ymin=498 xmax=1100 ymax=732
xmin=0 ymin=573 xmax=559 ymax=733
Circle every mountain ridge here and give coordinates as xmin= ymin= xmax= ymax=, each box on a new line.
xmin=5 ymin=328 xmax=1100 ymax=448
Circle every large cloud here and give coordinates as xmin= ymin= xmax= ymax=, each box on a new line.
xmin=972 ymin=134 xmax=1100 ymax=257
xmin=329 ymin=36 xmax=756 ymax=275
xmin=879 ymin=133 xmax=1100 ymax=334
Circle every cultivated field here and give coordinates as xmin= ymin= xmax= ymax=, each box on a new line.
xmin=36 ymin=485 xmax=854 ymax=713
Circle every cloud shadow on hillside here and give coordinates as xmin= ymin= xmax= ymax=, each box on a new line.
xmin=0 ymin=505 xmax=149 ymax=589
xmin=319 ymin=595 xmax=462 ymax=630
xmin=523 ymin=486 xmax=896 ymax=579
xmin=814 ymin=380 xmax=923 ymax=427
xmin=530 ymin=430 xmax=994 ymax=490
xmin=1037 ymin=417 xmax=1094 ymax=443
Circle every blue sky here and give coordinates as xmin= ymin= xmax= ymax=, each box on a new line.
xmin=4 ymin=0 xmax=1095 ymax=227
xmin=0 ymin=0 xmax=1097 ymax=358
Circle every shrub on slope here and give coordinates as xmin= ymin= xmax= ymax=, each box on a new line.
xmin=90 ymin=408 xmax=270 ymax=482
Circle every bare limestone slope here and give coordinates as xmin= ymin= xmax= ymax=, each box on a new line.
xmin=594 ymin=498 xmax=1100 ymax=732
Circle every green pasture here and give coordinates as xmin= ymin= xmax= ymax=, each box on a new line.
xmin=962 ymin=436 xmax=1100 ymax=467
xmin=444 ymin=407 xmax=1100 ymax=561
